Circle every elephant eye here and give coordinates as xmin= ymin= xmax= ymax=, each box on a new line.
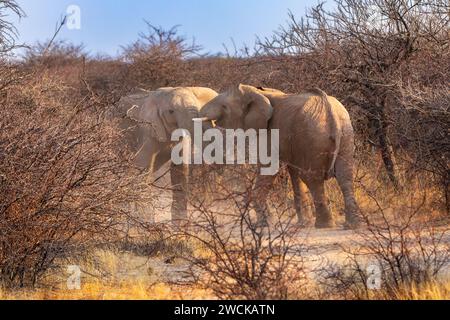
xmin=169 ymin=110 xmax=174 ymax=114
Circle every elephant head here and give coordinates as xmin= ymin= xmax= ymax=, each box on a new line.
xmin=199 ymin=84 xmax=273 ymax=130
xmin=127 ymin=87 xmax=218 ymax=143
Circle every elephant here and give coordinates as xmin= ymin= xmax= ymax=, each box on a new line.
xmin=198 ymin=84 xmax=360 ymax=229
xmin=111 ymin=87 xmax=218 ymax=222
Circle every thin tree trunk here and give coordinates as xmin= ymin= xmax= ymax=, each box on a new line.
xmin=370 ymin=108 xmax=400 ymax=189
xmin=444 ymin=174 xmax=450 ymax=216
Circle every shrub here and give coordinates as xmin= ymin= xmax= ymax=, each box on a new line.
xmin=0 ymin=73 xmax=148 ymax=288
xmin=178 ymin=167 xmax=308 ymax=300
xmin=318 ymin=191 xmax=449 ymax=299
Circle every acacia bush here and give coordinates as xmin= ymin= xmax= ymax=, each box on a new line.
xmin=23 ymin=40 xmax=86 ymax=68
xmin=318 ymin=188 xmax=449 ymax=299
xmin=121 ymin=23 xmax=202 ymax=89
xmin=257 ymin=0 xmax=449 ymax=191
xmin=395 ymin=81 xmax=449 ymax=212
xmin=176 ymin=166 xmax=308 ymax=300
xmin=0 ymin=72 xmax=149 ymax=288
xmin=0 ymin=0 xmax=23 ymax=54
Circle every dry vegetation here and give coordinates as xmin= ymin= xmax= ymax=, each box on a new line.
xmin=0 ymin=0 xmax=449 ymax=300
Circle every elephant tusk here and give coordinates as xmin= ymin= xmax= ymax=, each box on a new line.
xmin=192 ymin=117 xmax=212 ymax=122
xmin=126 ymin=105 xmax=140 ymax=120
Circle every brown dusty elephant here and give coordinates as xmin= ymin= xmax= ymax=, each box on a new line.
xmin=198 ymin=84 xmax=360 ymax=229
xmin=111 ymin=87 xmax=218 ymax=222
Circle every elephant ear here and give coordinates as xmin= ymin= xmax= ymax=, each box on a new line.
xmin=158 ymin=107 xmax=178 ymax=137
xmin=144 ymin=94 xmax=171 ymax=143
xmin=238 ymin=84 xmax=273 ymax=130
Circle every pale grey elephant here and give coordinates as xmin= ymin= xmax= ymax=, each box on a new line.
xmin=112 ymin=87 xmax=218 ymax=222
xmin=198 ymin=84 xmax=360 ymax=229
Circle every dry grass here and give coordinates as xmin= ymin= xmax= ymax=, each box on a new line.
xmin=1 ymin=276 xmax=448 ymax=300
xmin=394 ymin=281 xmax=450 ymax=300
xmin=0 ymin=281 xmax=212 ymax=300
xmin=0 ymin=248 xmax=212 ymax=300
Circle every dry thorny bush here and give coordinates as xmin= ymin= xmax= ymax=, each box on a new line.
xmin=257 ymin=0 xmax=449 ymax=192
xmin=122 ymin=23 xmax=202 ymax=89
xmin=160 ymin=165 xmax=309 ymax=300
xmin=318 ymin=183 xmax=449 ymax=300
xmin=0 ymin=67 xmax=152 ymax=288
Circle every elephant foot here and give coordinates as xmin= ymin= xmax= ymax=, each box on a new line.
xmin=315 ymin=217 xmax=335 ymax=229
xmin=171 ymin=219 xmax=188 ymax=229
xmin=343 ymin=215 xmax=363 ymax=230
xmin=171 ymin=210 xmax=189 ymax=229
xmin=296 ymin=217 xmax=312 ymax=228
xmin=255 ymin=218 xmax=270 ymax=229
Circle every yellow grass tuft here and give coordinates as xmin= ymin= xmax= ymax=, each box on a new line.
xmin=0 ymin=281 xmax=212 ymax=300
xmin=2 ymin=279 xmax=448 ymax=300
xmin=394 ymin=281 xmax=450 ymax=300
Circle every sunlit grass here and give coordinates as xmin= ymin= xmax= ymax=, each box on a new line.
xmin=0 ymin=281 xmax=212 ymax=300
xmin=394 ymin=281 xmax=450 ymax=300
xmin=2 ymin=279 xmax=448 ymax=300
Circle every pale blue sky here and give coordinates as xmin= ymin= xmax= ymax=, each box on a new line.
xmin=13 ymin=0 xmax=317 ymax=56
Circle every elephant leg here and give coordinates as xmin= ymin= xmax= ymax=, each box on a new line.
xmin=335 ymin=156 xmax=361 ymax=229
xmin=307 ymin=180 xmax=335 ymax=229
xmin=150 ymin=148 xmax=172 ymax=186
xmin=288 ymin=166 xmax=311 ymax=226
xmin=140 ymin=150 xmax=171 ymax=223
xmin=134 ymin=139 xmax=161 ymax=170
xmin=153 ymin=153 xmax=169 ymax=173
xmin=252 ymin=174 xmax=276 ymax=227
xmin=170 ymin=163 xmax=188 ymax=224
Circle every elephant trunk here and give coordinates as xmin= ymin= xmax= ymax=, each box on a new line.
xmin=183 ymin=106 xmax=202 ymax=136
xmin=127 ymin=105 xmax=140 ymax=120
xmin=198 ymin=101 xmax=224 ymax=124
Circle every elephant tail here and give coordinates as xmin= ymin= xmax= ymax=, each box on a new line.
xmin=310 ymin=88 xmax=341 ymax=180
